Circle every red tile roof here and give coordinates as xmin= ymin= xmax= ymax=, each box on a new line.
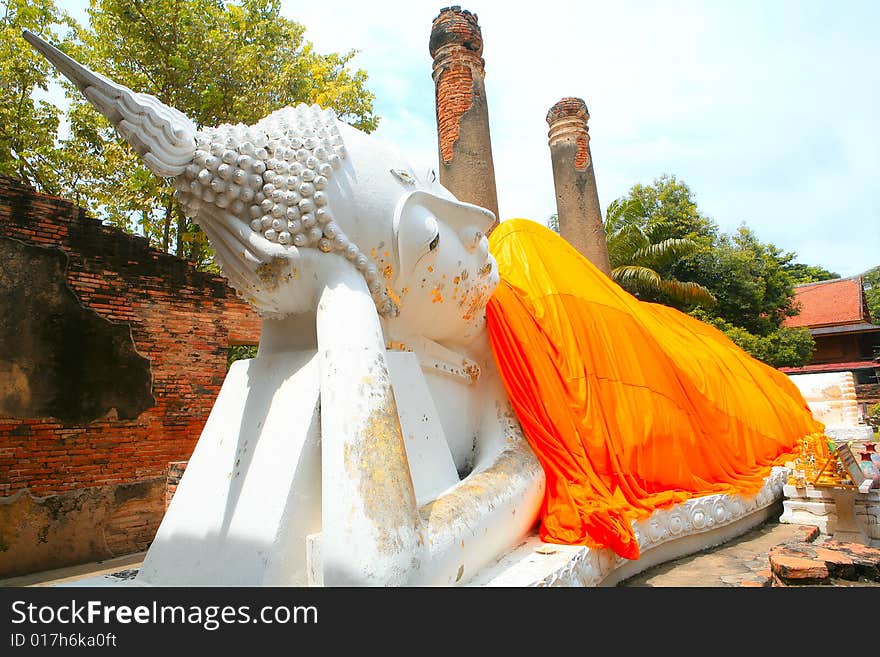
xmin=784 ymin=277 xmax=867 ymax=328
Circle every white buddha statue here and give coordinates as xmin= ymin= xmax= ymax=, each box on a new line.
xmin=25 ymin=30 xmax=545 ymax=586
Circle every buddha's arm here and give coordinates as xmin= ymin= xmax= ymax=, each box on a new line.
xmin=317 ymin=263 xmax=543 ymax=585
xmin=317 ymin=261 xmax=429 ymax=586
xmin=416 ymin=378 xmax=545 ymax=585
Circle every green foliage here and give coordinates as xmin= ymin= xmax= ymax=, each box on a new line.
xmin=863 ymin=265 xmax=880 ymax=324
xmin=784 ymin=262 xmax=840 ymax=285
xmin=614 ymin=176 xmax=817 ymax=367
xmin=691 ymin=309 xmax=815 ymax=368
xmin=4 ymin=0 xmax=378 ymax=269
xmin=0 ymin=0 xmax=77 ymax=193
xmin=675 ymin=226 xmax=817 ymax=366
xmin=227 ymin=343 xmax=258 ymax=369
xmin=603 ymin=198 xmax=716 ymax=307
xmin=674 ymin=225 xmax=802 ymax=335
xmin=866 ymin=403 xmax=880 ymax=432
xmin=624 ymin=174 xmax=717 ymax=243
xmin=548 ymin=197 xmax=716 ymax=307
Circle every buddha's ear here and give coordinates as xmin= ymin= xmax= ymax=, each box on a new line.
xmin=393 ymin=190 xmax=495 ymax=278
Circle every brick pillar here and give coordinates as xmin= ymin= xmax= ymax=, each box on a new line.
xmin=546 ymin=97 xmax=612 ymax=276
xmin=430 ymin=6 xmax=499 ymax=231
xmin=165 ymin=461 xmax=188 ymax=511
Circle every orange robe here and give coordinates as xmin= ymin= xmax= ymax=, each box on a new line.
xmin=486 ymin=219 xmax=821 ymax=559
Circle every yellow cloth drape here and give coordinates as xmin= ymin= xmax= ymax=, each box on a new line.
xmin=486 ymin=219 xmax=821 ymax=559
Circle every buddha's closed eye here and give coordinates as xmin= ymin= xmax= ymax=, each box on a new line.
xmin=417 ymin=214 xmax=440 ymax=254
xmin=396 ymin=203 xmax=443 ymax=278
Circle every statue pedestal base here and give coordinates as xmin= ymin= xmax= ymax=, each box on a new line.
xmin=826 ymin=426 xmax=876 ymax=443
xmin=136 ymin=352 xmax=323 ymax=586
xmin=56 ymin=469 xmax=796 ymax=587
xmin=468 ymin=467 xmax=790 ymax=586
xmin=781 ymin=482 xmax=880 ymax=545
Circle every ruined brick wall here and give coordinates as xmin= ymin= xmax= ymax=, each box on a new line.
xmin=0 ymin=176 xmax=260 ymax=577
xmin=165 ymin=461 xmax=188 ymax=512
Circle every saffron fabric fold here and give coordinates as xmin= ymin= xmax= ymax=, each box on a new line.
xmin=486 ymin=219 xmax=821 ymax=559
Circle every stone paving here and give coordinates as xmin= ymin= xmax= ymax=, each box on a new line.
xmin=619 ymin=519 xmax=880 ymax=587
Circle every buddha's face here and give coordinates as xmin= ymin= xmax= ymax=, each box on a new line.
xmin=319 ymin=124 xmax=499 ymax=347
xmin=188 ymin=117 xmax=499 ymax=345
xmin=388 ymin=187 xmax=498 ymax=346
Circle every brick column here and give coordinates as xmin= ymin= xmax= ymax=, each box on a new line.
xmin=165 ymin=461 xmax=188 ymax=511
xmin=546 ymin=97 xmax=612 ymax=275
xmin=430 ymin=6 xmax=499 ymax=230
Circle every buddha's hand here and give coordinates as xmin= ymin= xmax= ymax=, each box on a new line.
xmin=203 ymin=208 xmax=361 ymax=317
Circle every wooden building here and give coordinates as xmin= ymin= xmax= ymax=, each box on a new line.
xmin=780 ymin=277 xmax=880 ymax=423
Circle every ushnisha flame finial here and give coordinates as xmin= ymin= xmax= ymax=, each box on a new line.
xmin=21 ymin=29 xmax=196 ymax=177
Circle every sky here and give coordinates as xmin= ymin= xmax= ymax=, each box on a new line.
xmin=55 ymin=0 xmax=879 ymax=277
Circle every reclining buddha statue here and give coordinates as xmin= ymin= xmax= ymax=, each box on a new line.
xmin=26 ymin=31 xmax=823 ymax=586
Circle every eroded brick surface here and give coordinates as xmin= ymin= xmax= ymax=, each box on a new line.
xmin=430 ymin=7 xmax=485 ymax=165
xmin=435 ymin=64 xmax=475 ymax=164
xmin=165 ymin=461 xmax=188 ymax=511
xmin=545 ymin=97 xmax=588 ymax=126
xmin=574 ymin=135 xmax=589 ymax=170
xmin=0 ymin=176 xmax=260 ymax=574
xmin=770 ymin=539 xmax=880 ymax=585
xmin=546 ymin=98 xmax=591 ymax=171
xmin=0 ymin=177 xmax=260 ymax=498
xmin=770 ymin=550 xmax=830 ymax=581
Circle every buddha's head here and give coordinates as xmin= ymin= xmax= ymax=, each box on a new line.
xmin=179 ymin=105 xmax=499 ymax=346
xmin=23 ymin=30 xmax=499 ymax=348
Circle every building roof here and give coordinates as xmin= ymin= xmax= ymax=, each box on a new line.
xmin=783 ymin=276 xmax=871 ymax=329
xmin=779 ymin=360 xmax=880 ymax=374
xmin=808 ymin=322 xmax=880 ymax=336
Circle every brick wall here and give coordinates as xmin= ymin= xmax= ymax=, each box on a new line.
xmin=165 ymin=461 xmax=188 ymax=512
xmin=857 ymin=384 xmax=880 ymax=404
xmin=0 ymin=176 xmax=260 ymax=577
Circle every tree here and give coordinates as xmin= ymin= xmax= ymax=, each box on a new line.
xmin=863 ymin=265 xmax=880 ymax=324
xmin=0 ymin=0 xmax=77 ymax=193
xmin=624 ymin=174 xmax=717 ymax=243
xmin=784 ymin=262 xmax=840 ymax=285
xmin=13 ymin=0 xmax=378 ymax=269
xmin=602 ymin=198 xmax=716 ymax=307
xmin=675 ymin=226 xmax=801 ymax=335
xmin=672 ymin=225 xmax=816 ymax=366
xmin=614 ymin=177 xmax=816 ymax=367
xmin=547 ymin=197 xmax=715 ymax=307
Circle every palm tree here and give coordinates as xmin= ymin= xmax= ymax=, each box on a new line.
xmin=603 ymin=199 xmax=716 ymax=307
